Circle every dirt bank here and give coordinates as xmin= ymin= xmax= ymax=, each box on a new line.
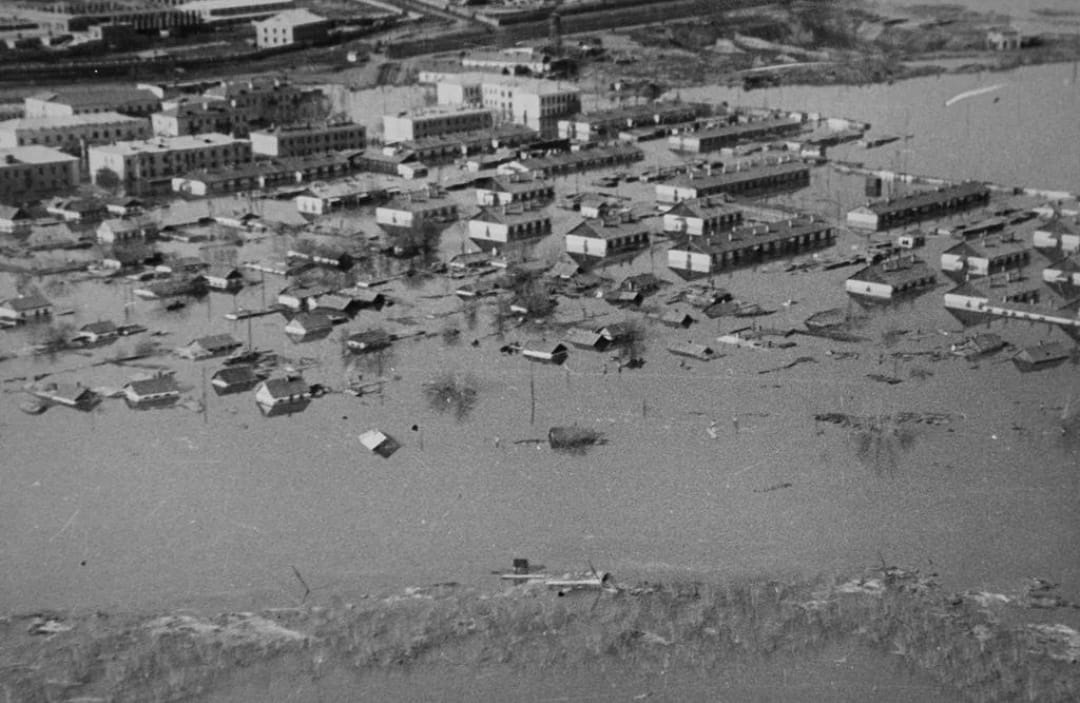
xmin=2 ymin=568 xmax=1078 ymax=702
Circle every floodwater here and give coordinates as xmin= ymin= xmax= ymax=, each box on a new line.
xmin=0 ymin=63 xmax=1079 ymax=622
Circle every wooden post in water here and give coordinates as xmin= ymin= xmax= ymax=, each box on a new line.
xmin=529 ymin=362 xmax=536 ymax=426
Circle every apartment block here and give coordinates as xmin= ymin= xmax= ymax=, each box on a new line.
xmin=88 ymin=134 xmax=253 ymax=194
xmin=436 ymin=74 xmax=580 ymax=139
xmin=25 ymin=87 xmax=162 ymax=119
xmin=0 ymin=146 xmax=80 ymax=201
xmin=250 ymin=122 xmax=366 ymax=158
xmin=383 ymin=107 xmax=494 ymax=144
xmin=0 ymin=113 xmax=151 ymax=153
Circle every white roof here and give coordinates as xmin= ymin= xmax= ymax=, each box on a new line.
xmin=0 ymin=145 xmax=78 ymax=165
xmin=90 ymin=133 xmax=247 ymax=157
xmin=256 ymin=8 xmax=328 ymax=27
xmin=358 ymin=429 xmax=390 ymax=451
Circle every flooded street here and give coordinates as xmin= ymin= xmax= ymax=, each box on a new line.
xmin=1 ymin=62 xmax=1079 ymax=620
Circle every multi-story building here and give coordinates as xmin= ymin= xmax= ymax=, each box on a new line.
xmin=24 ymin=87 xmax=161 ymax=119
xmin=0 ymin=112 xmax=151 ymax=154
xmin=436 ymin=74 xmax=580 ymax=139
xmin=151 ymin=101 xmax=248 ymax=137
xmin=254 ymin=8 xmax=332 ymax=48
xmin=668 ymin=117 xmax=804 ymax=153
xmin=558 ymin=102 xmax=713 ymax=142
xmin=655 ymin=161 xmax=811 ymax=204
xmin=250 ymin=122 xmax=366 ymax=158
xmin=88 ymin=134 xmax=253 ymax=194
xmin=565 ymin=216 xmax=650 ymax=260
xmin=467 ymin=206 xmax=552 ymax=252
xmin=940 ymin=232 xmax=1032 ymax=281
xmin=662 ymin=197 xmax=743 ymax=236
xmin=846 ymin=182 xmax=991 ymax=232
xmin=383 ymin=107 xmax=495 ymax=144
xmin=10 ymin=3 xmax=199 ymax=34
xmin=506 ymin=144 xmax=643 ymax=179
xmin=0 ymin=146 xmax=79 ymax=201
xmin=203 ymin=79 xmax=324 ymax=129
xmin=474 ymin=176 xmax=554 ymax=207
xmin=375 ymin=193 xmax=458 ymax=229
xmin=666 ymin=216 xmax=834 ymax=278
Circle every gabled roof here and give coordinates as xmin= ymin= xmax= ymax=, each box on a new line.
xmin=126 ymin=375 xmax=179 ymax=396
xmin=256 ymin=8 xmax=330 ymax=28
xmin=206 ymin=264 xmax=242 ymax=278
xmin=864 ymin=181 xmax=989 ymax=216
xmin=1 ymin=292 xmax=52 ymax=311
xmin=567 ymin=218 xmax=649 ymax=241
xmin=100 ymin=216 xmax=157 ymax=232
xmin=0 ymin=204 xmax=30 ymax=220
xmin=470 ymin=206 xmax=550 ymax=225
xmin=848 ymin=257 xmax=936 ymax=287
xmin=288 ymin=312 xmax=333 ymax=331
xmin=261 ymin=376 xmax=309 ymax=398
xmin=190 ymin=334 xmax=240 ymax=352
xmin=80 ymin=320 xmax=117 ymax=335
xmin=212 ymin=365 xmax=259 ymax=385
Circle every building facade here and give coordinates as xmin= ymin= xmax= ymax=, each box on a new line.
xmin=24 ymin=88 xmax=161 ymax=119
xmin=151 ymin=101 xmax=248 ymax=137
xmin=467 ymin=206 xmax=552 ymax=251
xmin=0 ymin=113 xmax=151 ymax=153
xmin=0 ymin=146 xmax=79 ymax=201
xmin=88 ymin=134 xmax=253 ymax=194
xmin=655 ymin=161 xmax=811 ymax=203
xmin=383 ymin=107 xmax=495 ymax=144
xmin=254 ymin=9 xmax=332 ymax=48
xmin=250 ymin=122 xmax=366 ymax=158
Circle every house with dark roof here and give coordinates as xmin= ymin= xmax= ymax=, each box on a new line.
xmin=564 ymin=328 xmax=609 ymax=351
xmin=73 ymin=320 xmax=119 ymax=346
xmin=204 ymin=265 xmax=244 ymax=291
xmin=31 ymin=382 xmax=100 ymax=411
xmin=846 ymin=182 xmax=991 ymax=232
xmin=254 ymin=375 xmax=311 ymax=416
xmin=1013 ymin=341 xmax=1072 ymax=372
xmin=666 ymin=216 xmax=834 ymax=278
xmin=175 ymin=334 xmax=242 ymax=360
xmin=284 ymin=312 xmax=334 ymax=342
xmin=662 ymin=197 xmax=743 ymax=236
xmin=845 ymin=255 xmax=937 ymax=303
xmin=467 ymin=206 xmax=552 ymax=252
xmin=46 ymin=197 xmax=108 ymax=223
xmin=0 ymin=292 xmax=53 ymax=322
xmin=97 ymin=216 xmax=158 ymax=245
xmin=211 ymin=365 xmax=262 ymax=396
xmin=123 ymin=373 xmax=180 ymax=408
xmin=565 ymin=216 xmax=650 ymax=261
xmin=1032 ymin=217 xmax=1080 ymax=255
xmin=475 ymin=177 xmax=555 ymax=207
xmin=0 ymin=204 xmax=32 ymax=234
xmin=345 ymin=329 xmax=392 ymax=353
xmin=940 ymin=233 xmax=1031 ymax=281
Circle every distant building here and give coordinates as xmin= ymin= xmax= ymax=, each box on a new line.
xmin=183 ymin=0 xmax=297 ymax=26
xmin=504 ymin=144 xmax=643 ymax=179
xmin=846 ymin=182 xmax=991 ymax=231
xmin=88 ymin=134 xmax=253 ymax=194
xmin=151 ymin=101 xmax=247 ymax=138
xmin=0 ymin=112 xmax=151 ymax=153
xmin=662 ymin=197 xmax=743 ymax=236
xmin=940 ymin=232 xmax=1031 ymax=280
xmin=1043 ymin=254 xmax=1080 ymax=288
xmin=565 ymin=216 xmax=650 ymax=260
xmin=655 ymin=161 xmax=810 ymax=203
xmin=0 ymin=292 xmax=53 ymax=322
xmin=986 ymin=27 xmax=1021 ymax=51
xmin=667 ymin=117 xmax=803 ymax=153
xmin=467 ymin=206 xmax=552 ymax=252
xmin=254 ymin=9 xmax=332 ymax=48
xmin=1032 ymin=217 xmax=1080 ymax=255
xmin=436 ymin=73 xmax=580 ymax=139
xmin=383 ymin=106 xmax=495 ymax=144
xmin=250 ymin=122 xmax=366 ymax=158
xmin=24 ymin=88 xmax=161 ymax=119
xmin=123 ymin=373 xmax=181 ymax=408
xmin=97 ymin=216 xmax=158 ymax=244
xmin=558 ymin=102 xmax=713 ymax=142
xmin=202 ymin=79 xmax=324 ymax=128
xmin=0 ymin=205 xmax=32 ymax=234
xmin=375 ymin=193 xmax=457 ymax=229
xmin=474 ymin=175 xmax=554 ymax=207
xmin=0 ymin=146 xmax=79 ymax=201
xmin=845 ymin=255 xmax=937 ymax=302
xmin=175 ymin=334 xmax=243 ymax=360
xmin=255 ymin=375 xmax=312 ymax=416
xmin=46 ymin=197 xmax=108 ymax=223
xmin=666 ymin=216 xmax=834 ymax=278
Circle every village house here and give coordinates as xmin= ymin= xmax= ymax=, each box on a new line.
xmin=666 ymin=216 xmax=834 ymax=278
xmin=345 ymin=329 xmax=393 ymax=353
xmin=374 ymin=193 xmax=458 ymax=230
xmin=175 ymin=333 xmax=242 ymax=360
xmin=88 ymin=133 xmax=254 ymax=195
xmin=72 ymin=320 xmax=119 ymax=345
xmin=565 ymin=216 xmax=650 ymax=261
xmin=986 ymin=27 xmax=1021 ymax=51
xmin=1013 ymin=341 xmax=1072 ymax=372
xmin=564 ymin=328 xmax=609 ymax=352
xmin=942 ymin=278 xmax=1047 ymax=325
xmin=1032 ymin=217 xmax=1080 ymax=254
xmin=0 ymin=205 xmax=32 ymax=234
xmin=157 ymin=256 xmax=208 ymax=275
xmin=940 ymin=233 xmax=1032 ymax=281
xmin=295 ymin=182 xmax=380 ymax=216
xmin=474 ymin=176 xmax=555 ymax=207
xmin=655 ymin=161 xmax=811 ymax=203
xmin=521 ymin=340 xmax=569 ymax=365
xmin=106 ymin=197 xmax=144 ymax=217
xmin=284 ymin=312 xmax=334 ymax=342
xmin=0 ymin=292 xmax=53 ymax=323
xmin=845 ymin=182 xmax=991 ymax=231
xmin=211 ymin=365 xmax=262 ymax=395
xmin=467 ymin=206 xmax=552 ymax=252
xmin=313 ymin=290 xmax=384 ymax=315
xmin=845 ymin=255 xmax=937 ymax=302
xmin=123 ymin=373 xmax=181 ymax=408
xmin=46 ymin=197 xmax=108 ymax=223
xmin=667 ymin=117 xmax=803 ymax=153
xmin=351 ymin=147 xmax=428 ymax=180
xmin=151 ymin=100 xmax=245 ymax=138
xmin=254 ymin=375 xmax=311 ymax=416
xmin=277 ymin=285 xmax=333 ymax=311
xmin=32 ymin=382 xmax=100 ymax=411
xmin=97 ymin=216 xmax=159 ymax=245
xmin=204 ymin=264 xmax=244 ymax=291
xmin=662 ymin=197 xmax=743 ymax=236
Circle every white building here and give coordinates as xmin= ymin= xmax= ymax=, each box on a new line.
xmin=474 ymin=176 xmax=554 ymax=206
xmin=467 ymin=206 xmax=552 ymax=252
xmin=375 ymin=194 xmax=458 ymax=229
xmin=254 ymin=8 xmax=331 ymax=48
xmin=0 ymin=113 xmax=151 ymax=152
xmin=565 ymin=217 xmax=650 ymax=259
xmin=88 ymin=134 xmax=253 ymax=194
xmin=250 ymin=121 xmax=366 ymax=158
xmin=24 ymin=87 xmax=161 ymax=119
xmin=0 ymin=146 xmax=79 ymax=200
xmin=436 ymin=74 xmax=581 ymax=139
xmin=383 ymin=107 xmax=494 ymax=144
xmin=1032 ymin=218 xmax=1080 ymax=254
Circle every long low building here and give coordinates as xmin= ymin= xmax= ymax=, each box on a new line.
xmin=0 ymin=112 xmax=152 ymax=152
xmin=845 ymin=255 xmax=937 ymax=303
xmin=655 ymin=161 xmax=811 ymax=203
xmin=558 ymin=102 xmax=714 ymax=142
xmin=383 ymin=106 xmax=495 ymax=144
xmin=943 ymin=279 xmax=1080 ymax=331
xmin=171 ymin=153 xmax=360 ymax=197
xmin=503 ymin=144 xmax=643 ymax=179
xmin=667 ymin=117 xmax=804 ymax=153
xmin=666 ymin=216 xmax=834 ymax=278
xmin=250 ymin=122 xmax=367 ymax=158
xmin=846 ymin=181 xmax=991 ymax=231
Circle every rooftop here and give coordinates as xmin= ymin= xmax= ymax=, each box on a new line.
xmin=0 ymin=112 xmax=146 ymax=131
xmin=681 ymin=117 xmax=802 ymax=140
xmin=667 ymin=160 xmax=808 ymax=189
xmin=28 ymin=87 xmax=159 ymax=108
xmin=0 ymin=145 xmax=79 ymax=165
xmin=470 ymin=206 xmax=550 ymax=225
xmin=859 ymin=181 xmax=990 ymax=216
xmin=92 ymin=133 xmax=247 ymax=156
xmin=849 ymin=256 xmax=936 ymax=286
xmin=670 ymin=216 xmax=830 ymax=255
xmin=568 ymin=217 xmax=649 ymax=240
xmin=255 ymin=8 xmax=329 ymax=27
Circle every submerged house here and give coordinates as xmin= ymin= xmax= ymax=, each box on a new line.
xmin=564 ymin=328 xmax=609 ymax=352
xmin=284 ymin=312 xmax=334 ymax=342
xmin=1032 ymin=217 xmax=1080 ymax=255
xmin=204 ymin=265 xmax=244 ymax=291
xmin=72 ymin=320 xmax=119 ymax=346
xmin=175 ymin=334 xmax=242 ymax=360
xmin=940 ymin=233 xmax=1031 ymax=282
xmin=210 ymin=365 xmax=262 ymax=395
xmin=845 ymin=182 xmax=991 ymax=232
xmin=521 ymin=340 xmax=569 ymax=365
xmin=667 ymin=340 xmax=717 ymax=361
xmin=845 ymin=255 xmax=937 ymax=303
xmin=30 ymin=382 xmax=100 ymax=411
xmin=0 ymin=292 xmax=53 ymax=323
xmin=666 ymin=216 xmax=834 ymax=279
xmin=254 ymin=375 xmax=312 ymax=416
xmin=565 ymin=216 xmax=650 ymax=262
xmin=123 ymin=373 xmax=181 ymax=408
xmin=345 ymin=329 xmax=393 ymax=353
xmin=1013 ymin=341 xmax=1073 ymax=372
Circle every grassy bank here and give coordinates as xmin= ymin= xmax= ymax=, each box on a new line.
xmin=3 ymin=567 xmax=1077 ymax=701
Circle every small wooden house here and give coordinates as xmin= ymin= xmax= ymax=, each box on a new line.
xmin=73 ymin=320 xmax=119 ymax=346
xmin=123 ymin=374 xmax=181 ymax=408
xmin=346 ymin=329 xmax=393 ymax=353
xmin=175 ymin=334 xmax=242 ymax=360
xmin=667 ymin=341 xmax=717 ymax=361
xmin=1013 ymin=341 xmax=1072 ymax=372
xmin=254 ymin=375 xmax=311 ymax=416
xmin=211 ymin=365 xmax=262 ymax=395
xmin=204 ymin=265 xmax=244 ymax=291
xmin=285 ymin=312 xmax=333 ymax=343
xmin=0 ymin=293 xmax=53 ymax=323
xmin=564 ymin=328 xmax=609 ymax=352
xmin=521 ymin=340 xmax=568 ymax=365
xmin=358 ymin=429 xmax=402 ymax=458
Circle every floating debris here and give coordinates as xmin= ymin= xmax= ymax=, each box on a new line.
xmin=548 ymin=426 xmax=604 ymax=451
xmin=753 ymin=481 xmax=793 ymax=493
